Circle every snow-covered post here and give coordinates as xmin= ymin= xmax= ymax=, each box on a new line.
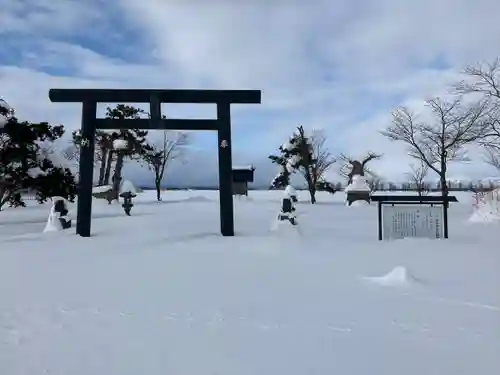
xmin=277 ymin=185 xmax=298 ymax=225
xmin=119 ymin=180 xmax=136 ymax=216
xmin=43 ymin=197 xmax=72 ymax=233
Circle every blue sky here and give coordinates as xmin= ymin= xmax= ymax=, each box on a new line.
xmin=2 ymin=0 xmax=500 ymax=187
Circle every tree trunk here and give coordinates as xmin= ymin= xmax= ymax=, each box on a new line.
xmin=111 ymin=152 xmax=124 ymax=202
xmin=0 ymin=192 xmax=7 ymax=211
xmin=155 ymin=179 xmax=161 ymax=201
xmin=0 ymin=184 xmax=15 ymax=211
xmin=305 ymin=171 xmax=316 ymax=204
xmin=440 ymin=177 xmax=449 ymax=197
xmin=440 ymin=156 xmax=448 ymax=197
xmin=309 ymin=187 xmax=316 ymax=204
xmin=103 ymin=150 xmax=114 ymax=185
xmin=98 ymin=147 xmax=108 ymax=185
xmin=283 ymin=166 xmax=290 ymax=186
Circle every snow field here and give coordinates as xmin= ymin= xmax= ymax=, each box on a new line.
xmin=0 ymin=190 xmax=499 ymax=375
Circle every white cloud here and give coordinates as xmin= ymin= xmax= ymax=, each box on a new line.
xmin=2 ymin=0 xmax=500 ymax=187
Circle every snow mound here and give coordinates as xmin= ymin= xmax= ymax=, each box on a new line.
xmin=469 ymin=189 xmax=500 ymax=223
xmin=364 ymin=266 xmax=417 ymax=287
xmin=43 ymin=206 xmax=63 ymax=233
xmin=93 ymin=185 xmax=112 ymax=194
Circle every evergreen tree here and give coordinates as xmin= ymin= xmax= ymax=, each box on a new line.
xmin=105 ymin=105 xmax=152 ymax=202
xmin=268 ymin=135 xmax=300 ymax=189
xmin=284 ymin=126 xmax=319 ymax=203
xmin=0 ymin=107 xmax=77 ymax=210
xmin=71 ymin=129 xmax=114 ymax=185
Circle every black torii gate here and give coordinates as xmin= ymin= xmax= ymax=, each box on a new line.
xmin=49 ymin=89 xmax=261 ymax=237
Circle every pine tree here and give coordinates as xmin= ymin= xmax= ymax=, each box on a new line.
xmin=0 ymin=112 xmax=77 ymax=210
xmin=285 ymin=126 xmax=319 ymax=203
xmin=268 ymin=135 xmax=300 ymax=189
xmin=71 ymin=129 xmax=114 ymax=185
xmin=105 ymin=105 xmax=152 ymax=202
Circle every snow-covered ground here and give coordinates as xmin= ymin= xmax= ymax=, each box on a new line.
xmin=1 ymin=190 xmax=499 ymax=375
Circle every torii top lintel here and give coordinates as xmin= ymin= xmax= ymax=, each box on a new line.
xmin=48 ymin=89 xmax=261 ymax=104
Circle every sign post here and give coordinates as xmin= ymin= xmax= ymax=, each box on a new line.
xmin=371 ymin=195 xmax=458 ymax=240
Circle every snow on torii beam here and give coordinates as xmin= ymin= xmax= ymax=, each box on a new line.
xmin=49 ymin=88 xmax=261 ymax=238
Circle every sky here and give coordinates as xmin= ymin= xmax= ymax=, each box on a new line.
xmin=2 ymin=0 xmax=500 ymax=188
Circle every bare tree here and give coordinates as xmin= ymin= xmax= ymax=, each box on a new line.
xmin=456 ymin=58 xmax=500 ymax=172
xmin=284 ymin=126 xmax=336 ymax=203
xmin=309 ymin=129 xmax=336 ymax=186
xmin=143 ymin=130 xmax=189 ymax=201
xmin=338 ymin=151 xmax=382 ymax=184
xmin=407 ymin=160 xmax=429 ymax=196
xmin=382 ymin=97 xmax=488 ymax=196
xmin=456 ymin=58 xmax=500 ymax=99
xmin=484 ymin=146 xmax=500 ymax=172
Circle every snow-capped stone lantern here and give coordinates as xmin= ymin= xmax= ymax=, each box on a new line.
xmin=108 ymin=137 xmax=131 ymax=202
xmin=43 ymin=197 xmax=72 ymax=233
xmin=277 ymin=185 xmax=298 ymax=225
xmin=119 ymin=180 xmax=136 ymax=216
xmin=0 ymin=98 xmax=14 ymax=129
